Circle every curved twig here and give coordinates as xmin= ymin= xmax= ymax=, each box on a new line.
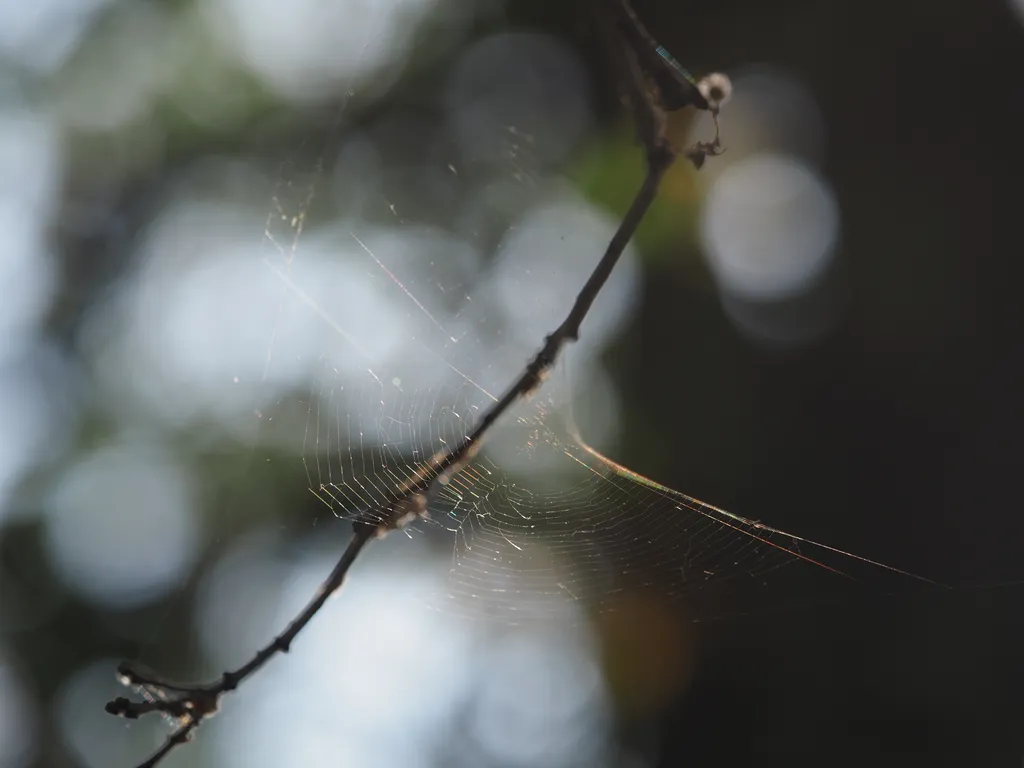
xmin=105 ymin=3 xmax=725 ymax=764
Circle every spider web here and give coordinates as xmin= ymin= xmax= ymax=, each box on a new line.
xmin=251 ymin=29 xmax=932 ymax=630
xmin=255 ymin=179 xmax=931 ymax=629
xmin=292 ymin=360 xmax=934 ymax=625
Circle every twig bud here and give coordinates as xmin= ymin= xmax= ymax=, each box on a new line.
xmin=698 ymin=72 xmax=733 ymax=112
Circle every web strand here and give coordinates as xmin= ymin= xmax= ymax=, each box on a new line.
xmin=105 ymin=6 xmax=935 ymax=765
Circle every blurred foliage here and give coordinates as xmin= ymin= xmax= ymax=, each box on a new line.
xmin=0 ymin=0 xmax=1020 ymax=767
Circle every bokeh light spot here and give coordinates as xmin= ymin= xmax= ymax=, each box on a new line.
xmin=42 ymin=439 xmax=200 ymax=609
xmin=700 ymin=153 xmax=839 ymax=302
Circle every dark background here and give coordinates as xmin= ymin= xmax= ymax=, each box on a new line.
xmin=0 ymin=1 xmax=1019 ymax=767
xmin=603 ymin=1 xmax=1019 ymax=766
xmin=607 ymin=1 xmax=1018 ymax=766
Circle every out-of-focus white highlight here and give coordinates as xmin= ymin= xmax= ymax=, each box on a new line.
xmin=201 ymin=0 xmax=436 ymax=100
xmin=0 ymin=0 xmax=113 ymax=73
xmin=701 ymin=154 xmax=839 ymax=301
xmin=0 ymin=650 xmax=37 ymax=768
xmin=0 ymin=109 xmax=59 ymax=342
xmin=81 ymin=190 xmax=318 ymax=431
xmin=445 ymin=32 xmax=593 ymax=169
xmin=200 ymin=538 xmax=465 ymax=768
xmin=79 ymin=149 xmax=618 ymax=478
xmin=698 ymin=72 xmax=733 ymax=112
xmin=469 ymin=630 xmax=611 ymax=766
xmin=196 ymin=534 xmax=609 ymax=768
xmin=0 ymin=109 xmax=63 ymax=516
xmin=489 ymin=188 xmax=639 ymax=366
xmin=552 ymin=356 xmax=622 ymax=463
xmin=476 ymin=188 xmax=634 ymax=474
xmin=1010 ymin=0 xmax=1024 ymax=26
xmin=82 ymin=178 xmax=492 ymax=446
xmin=688 ymin=69 xmax=826 ymax=172
xmin=194 ymin=529 xmax=294 ymax=672
xmin=689 ymin=71 xmax=841 ymax=346
xmin=42 ymin=439 xmax=199 ymax=609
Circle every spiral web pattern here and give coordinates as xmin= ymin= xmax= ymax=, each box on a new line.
xmin=255 ymin=104 xmax=925 ymax=629
xmin=292 ymin=354 xmax=920 ymax=625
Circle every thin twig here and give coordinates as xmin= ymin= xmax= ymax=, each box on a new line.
xmin=106 ymin=3 xmax=724 ymax=764
xmin=106 ymin=526 xmax=374 ymax=763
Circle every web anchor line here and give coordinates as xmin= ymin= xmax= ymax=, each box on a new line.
xmin=104 ymin=3 xmax=728 ymax=765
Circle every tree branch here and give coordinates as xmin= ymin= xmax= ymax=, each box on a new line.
xmin=105 ymin=3 xmax=726 ymax=764
xmin=106 ymin=526 xmax=375 ymax=764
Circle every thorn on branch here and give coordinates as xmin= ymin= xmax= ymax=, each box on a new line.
xmin=221 ymin=670 xmax=242 ymax=689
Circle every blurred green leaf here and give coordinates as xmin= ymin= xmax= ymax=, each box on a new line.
xmin=570 ymin=119 xmax=704 ymax=266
